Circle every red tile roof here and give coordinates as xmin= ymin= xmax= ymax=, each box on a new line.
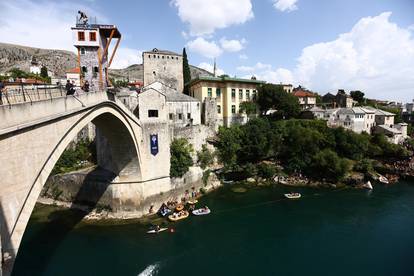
xmin=293 ymin=90 xmax=315 ymax=97
xmin=67 ymin=67 xmax=80 ymax=74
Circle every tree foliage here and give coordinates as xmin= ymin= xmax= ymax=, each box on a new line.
xmin=239 ymin=101 xmax=257 ymax=120
xmin=182 ymin=48 xmax=191 ymax=94
xmin=197 ymin=144 xmax=215 ymax=169
xmin=170 ymin=138 xmax=194 ymax=177
xmin=350 ymin=90 xmax=365 ymax=104
xmin=256 ymin=84 xmax=300 ymax=119
xmin=40 ymin=66 xmax=48 ymax=78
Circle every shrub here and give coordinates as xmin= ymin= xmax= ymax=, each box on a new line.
xmin=170 ymin=138 xmax=193 ymax=177
xmin=197 ymin=144 xmax=215 ymax=169
xmin=257 ymin=163 xmax=276 ymax=179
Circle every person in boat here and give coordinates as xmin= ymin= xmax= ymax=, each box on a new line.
xmin=156 ymin=225 xmax=160 ymax=232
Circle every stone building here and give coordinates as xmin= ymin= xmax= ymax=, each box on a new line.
xmin=188 ymin=75 xmax=265 ymax=127
xmin=137 ymin=82 xmax=201 ymax=127
xmin=143 ymin=48 xmax=184 ymax=93
xmin=292 ymin=88 xmax=317 ymax=110
xmin=71 ymin=17 xmax=121 ymax=91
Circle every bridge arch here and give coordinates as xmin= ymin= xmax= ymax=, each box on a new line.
xmin=0 ymin=101 xmax=144 ymax=273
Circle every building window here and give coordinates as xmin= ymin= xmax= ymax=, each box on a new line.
xmin=148 ymin=55 xmax=151 ymax=58
xmin=246 ymin=90 xmax=250 ymax=100
xmin=187 ymin=113 xmax=191 ymax=119
xmin=148 ymin=110 xmax=159 ymax=118
xmin=82 ymin=66 xmax=87 ymax=73
xmin=207 ymin=87 xmax=212 ymax=97
xmin=169 ymin=113 xmax=174 ymax=120
xmin=80 ymin=48 xmax=85 ymax=55
xmin=178 ymin=113 xmax=183 ymax=120
xmin=217 ymin=105 xmax=221 ymax=114
xmin=78 ymin=31 xmax=85 ymax=41
xmin=231 ymin=105 xmax=236 ymax=114
xmin=93 ymin=66 xmax=98 ymax=78
xmin=231 ymin=89 xmax=236 ymax=100
xmin=89 ymin=32 xmax=96 ymax=41
xmin=153 ymin=71 xmax=156 ymax=76
xmin=253 ymin=90 xmax=257 ymax=100
xmin=216 ymin=88 xmax=221 ymax=98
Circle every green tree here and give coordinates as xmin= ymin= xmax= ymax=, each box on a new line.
xmin=350 ymin=90 xmax=365 ymax=105
xmin=182 ymin=48 xmax=191 ymax=94
xmin=311 ymin=149 xmax=351 ymax=182
xmin=257 ymin=163 xmax=276 ymax=179
xmin=238 ymin=118 xmax=272 ymax=164
xmin=40 ymin=66 xmax=48 ymax=78
xmin=170 ymin=138 xmax=194 ymax=177
xmin=256 ymin=84 xmax=300 ymax=119
xmin=239 ymin=101 xmax=257 ymax=122
xmin=216 ymin=126 xmax=243 ymax=170
xmin=197 ymin=144 xmax=215 ymax=169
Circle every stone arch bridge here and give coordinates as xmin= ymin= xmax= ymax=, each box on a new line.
xmin=0 ymin=92 xmax=171 ymax=275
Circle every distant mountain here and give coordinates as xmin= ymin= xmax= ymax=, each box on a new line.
xmin=0 ymin=42 xmax=77 ymax=77
xmin=109 ymin=64 xmax=214 ymax=81
xmin=0 ymin=43 xmax=213 ymax=80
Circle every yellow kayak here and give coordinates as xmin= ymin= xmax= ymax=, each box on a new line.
xmin=187 ymin=199 xmax=198 ymax=205
xmin=168 ymin=211 xmax=189 ymax=221
xmin=176 ymin=204 xmax=184 ymax=211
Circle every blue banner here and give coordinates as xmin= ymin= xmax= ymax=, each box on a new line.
xmin=150 ymin=134 xmax=159 ymax=156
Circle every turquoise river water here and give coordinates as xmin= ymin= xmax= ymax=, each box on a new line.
xmin=13 ymin=181 xmax=414 ymax=276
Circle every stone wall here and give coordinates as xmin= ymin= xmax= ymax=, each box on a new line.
xmin=170 ymin=124 xmax=216 ymax=153
xmin=40 ymin=166 xmax=221 ymax=219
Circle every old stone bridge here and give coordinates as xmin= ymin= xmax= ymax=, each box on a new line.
xmin=0 ymin=91 xmax=171 ymax=275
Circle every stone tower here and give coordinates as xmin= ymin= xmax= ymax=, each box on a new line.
xmin=71 ymin=13 xmax=121 ymax=91
xmin=143 ymin=48 xmax=184 ymax=92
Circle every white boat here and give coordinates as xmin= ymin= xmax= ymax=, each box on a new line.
xmin=363 ymin=181 xmax=373 ymax=190
xmin=147 ymin=227 xmax=168 ymax=234
xmin=284 ymin=193 xmax=301 ymax=199
xmin=192 ymin=208 xmax=211 ymax=216
xmin=378 ymin=175 xmax=389 ymax=184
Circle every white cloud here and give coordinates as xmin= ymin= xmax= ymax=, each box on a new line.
xmin=237 ymin=62 xmax=293 ymax=84
xmin=109 ymin=47 xmax=142 ymax=69
xmin=171 ymin=0 xmax=254 ymax=36
xmin=273 ymin=0 xmax=298 ymax=12
xmin=294 ymin=12 xmax=414 ymax=101
xmin=187 ymin=37 xmax=223 ymax=59
xmin=220 ymin=38 xmax=246 ymax=52
xmin=0 ymin=0 xmax=81 ymax=52
xmin=198 ymin=62 xmax=225 ymax=76
xmin=239 ymin=54 xmax=248 ymax=60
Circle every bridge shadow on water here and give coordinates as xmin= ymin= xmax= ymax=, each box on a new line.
xmin=12 ymin=167 xmax=116 ymax=276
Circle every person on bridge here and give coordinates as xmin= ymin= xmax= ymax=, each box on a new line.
xmin=82 ymin=80 xmax=90 ymax=92
xmin=65 ymin=80 xmax=75 ymax=96
xmin=0 ymin=80 xmax=5 ymax=105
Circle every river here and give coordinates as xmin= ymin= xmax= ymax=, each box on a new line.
xmin=13 ymin=181 xmax=414 ymax=276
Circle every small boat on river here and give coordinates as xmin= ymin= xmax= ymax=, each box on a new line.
xmin=378 ymin=175 xmax=389 ymax=184
xmin=192 ymin=207 xmax=211 ymax=216
xmin=175 ymin=204 xmax=184 ymax=211
xmin=187 ymin=199 xmax=198 ymax=205
xmin=147 ymin=227 xmax=168 ymax=234
xmin=284 ymin=193 xmax=301 ymax=199
xmin=168 ymin=210 xmax=189 ymax=222
xmin=363 ymin=181 xmax=373 ymax=190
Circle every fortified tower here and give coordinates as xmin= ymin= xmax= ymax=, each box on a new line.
xmin=143 ymin=48 xmax=184 ymax=92
xmin=71 ymin=12 xmax=121 ymax=90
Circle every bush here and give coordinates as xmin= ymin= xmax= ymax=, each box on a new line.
xmin=354 ymin=158 xmax=374 ymax=174
xmin=257 ymin=163 xmax=276 ymax=179
xmin=170 ymin=138 xmax=194 ymax=177
xmin=311 ymin=149 xmax=351 ymax=182
xmin=197 ymin=144 xmax=215 ymax=169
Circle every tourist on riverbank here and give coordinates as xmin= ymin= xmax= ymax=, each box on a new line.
xmin=65 ymin=80 xmax=74 ymax=96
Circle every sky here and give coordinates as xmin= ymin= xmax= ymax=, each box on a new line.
xmin=0 ymin=0 xmax=413 ymax=102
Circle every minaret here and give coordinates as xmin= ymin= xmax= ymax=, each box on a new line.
xmin=71 ymin=12 xmax=121 ymax=91
xmin=213 ymin=58 xmax=217 ymax=77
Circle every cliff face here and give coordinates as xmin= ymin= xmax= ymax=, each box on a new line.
xmin=0 ymin=42 xmax=77 ymax=77
xmin=0 ymin=43 xmax=213 ymax=80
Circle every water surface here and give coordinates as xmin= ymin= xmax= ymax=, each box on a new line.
xmin=14 ymin=181 xmax=414 ymax=276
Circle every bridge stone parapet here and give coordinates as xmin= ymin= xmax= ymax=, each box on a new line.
xmin=0 ymin=91 xmax=171 ymax=275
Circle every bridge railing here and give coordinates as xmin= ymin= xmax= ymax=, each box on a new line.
xmin=2 ymin=86 xmax=67 ymax=105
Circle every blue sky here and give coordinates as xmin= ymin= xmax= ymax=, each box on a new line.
xmin=0 ymin=0 xmax=413 ymax=101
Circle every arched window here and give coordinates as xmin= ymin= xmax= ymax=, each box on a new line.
xmin=153 ymin=71 xmax=156 ymax=76
xmin=80 ymin=48 xmax=85 ymax=55
xmin=82 ymin=66 xmax=87 ymax=73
